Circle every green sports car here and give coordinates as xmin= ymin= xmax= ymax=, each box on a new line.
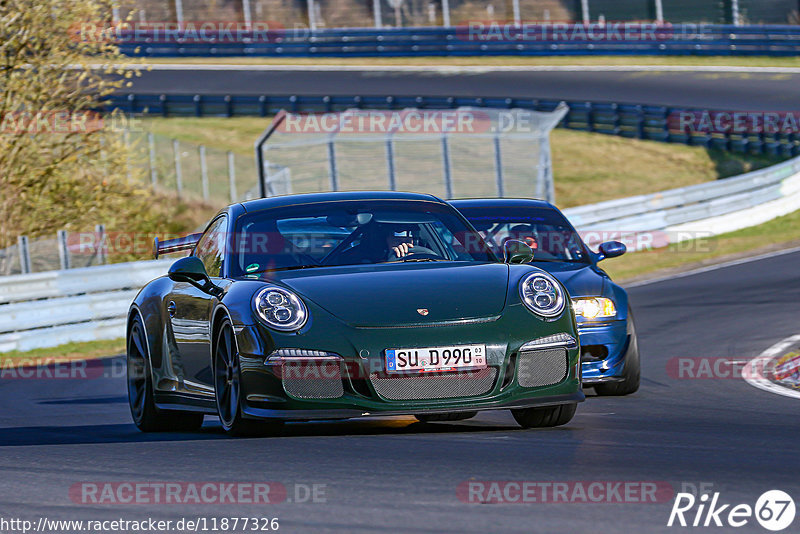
xmin=127 ymin=191 xmax=583 ymax=435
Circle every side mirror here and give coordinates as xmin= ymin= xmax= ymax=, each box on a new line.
xmin=597 ymin=241 xmax=627 ymax=261
xmin=168 ymin=257 xmax=222 ymax=297
xmin=503 ymin=239 xmax=534 ymax=264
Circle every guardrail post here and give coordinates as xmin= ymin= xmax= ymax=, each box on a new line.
xmin=441 ymin=0 xmax=451 ymax=27
xmin=17 ymin=236 xmax=31 ymax=274
xmin=731 ymin=0 xmax=740 ymax=25
xmin=94 ymin=224 xmax=107 ymax=265
xmin=174 ymin=0 xmax=184 ymax=25
xmin=307 ymin=0 xmax=318 ymax=31
xmin=512 ymin=0 xmax=521 ymax=26
xmin=148 ymin=133 xmax=157 ymax=188
xmin=654 ymin=0 xmax=664 ymax=24
xmin=327 ymin=140 xmax=339 ymax=191
xmin=227 ymin=151 xmax=238 ymax=202
xmin=493 ymin=134 xmax=504 ymax=197
xmin=385 ymin=137 xmax=396 ymax=191
xmin=242 ymin=0 xmax=252 ymax=27
xmin=580 ymin=0 xmax=590 ymax=24
xmin=57 ymin=230 xmax=70 ymax=270
xmin=173 ymin=139 xmax=183 ymax=197
xmin=441 ymin=134 xmax=453 ymax=199
xmin=200 ymin=145 xmax=210 ymax=201
xmin=373 ymin=0 xmax=382 ymax=28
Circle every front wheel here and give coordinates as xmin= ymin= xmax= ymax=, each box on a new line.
xmin=127 ymin=314 xmax=204 ymax=432
xmin=214 ymin=319 xmax=282 ymax=437
xmin=511 ymin=404 xmax=576 ymax=428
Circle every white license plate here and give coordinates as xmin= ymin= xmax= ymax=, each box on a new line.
xmin=385 ymin=344 xmax=487 ymax=373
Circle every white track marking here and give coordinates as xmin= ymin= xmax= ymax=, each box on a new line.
xmin=626 ymin=245 xmax=800 ymax=288
xmin=743 ymin=334 xmax=800 ymax=400
xmin=91 ymin=64 xmax=800 ymax=74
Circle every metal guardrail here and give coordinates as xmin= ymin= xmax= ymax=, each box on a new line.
xmin=108 ymin=94 xmax=800 ymax=157
xmin=0 ymin=260 xmax=172 ymax=353
xmin=117 ymin=24 xmax=800 ymax=57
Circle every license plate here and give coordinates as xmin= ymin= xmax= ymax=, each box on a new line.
xmin=385 ymin=344 xmax=487 ymax=373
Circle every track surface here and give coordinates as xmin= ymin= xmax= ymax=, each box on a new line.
xmin=127 ymin=67 xmax=800 ymax=111
xmin=2 ymin=250 xmax=799 ymax=533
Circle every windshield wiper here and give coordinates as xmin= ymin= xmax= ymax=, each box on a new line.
xmin=253 ymin=264 xmax=325 ymax=273
xmin=401 ymin=257 xmax=444 ymax=262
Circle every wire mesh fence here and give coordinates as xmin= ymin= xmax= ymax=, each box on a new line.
xmin=117 ymin=0 xmax=799 ymax=28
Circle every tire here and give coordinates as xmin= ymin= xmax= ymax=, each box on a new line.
xmin=511 ymin=403 xmax=577 ymax=428
xmin=214 ymin=319 xmax=283 ymax=437
xmin=594 ymin=310 xmax=641 ymax=397
xmin=127 ymin=314 xmax=204 ymax=432
xmin=414 ymin=412 xmax=477 ymax=422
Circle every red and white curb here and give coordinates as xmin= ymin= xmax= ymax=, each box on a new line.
xmin=743 ymin=334 xmax=800 ymax=400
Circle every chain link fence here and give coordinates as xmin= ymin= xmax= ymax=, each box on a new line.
xmin=118 ymin=0 xmax=800 ymax=29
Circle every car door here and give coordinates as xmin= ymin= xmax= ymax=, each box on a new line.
xmin=167 ymin=215 xmax=228 ymax=390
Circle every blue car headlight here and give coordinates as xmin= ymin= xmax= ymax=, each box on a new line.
xmin=520 ymin=271 xmax=565 ymax=318
xmin=572 ymin=297 xmax=617 ymax=320
xmin=253 ymin=286 xmax=309 ymax=332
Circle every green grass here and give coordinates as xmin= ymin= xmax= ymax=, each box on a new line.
xmin=0 ymin=338 xmax=125 ymax=366
xmin=142 ymin=56 xmax=800 ymax=68
xmin=602 ymin=208 xmax=800 ymax=282
xmin=141 ymin=116 xmax=783 ymax=208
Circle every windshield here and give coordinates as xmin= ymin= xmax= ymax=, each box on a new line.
xmin=232 ymin=200 xmax=496 ymax=276
xmin=456 ymin=207 xmax=590 ymax=264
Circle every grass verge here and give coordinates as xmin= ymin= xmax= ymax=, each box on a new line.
xmin=142 ymin=56 xmax=800 ymax=68
xmin=0 ymin=338 xmax=125 ymax=367
xmin=602 ymin=208 xmax=800 ymax=283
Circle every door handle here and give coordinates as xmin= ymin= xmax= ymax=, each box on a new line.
xmin=167 ymin=301 xmax=176 ymax=317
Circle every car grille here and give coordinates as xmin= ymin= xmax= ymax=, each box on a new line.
xmin=517 ymin=348 xmax=568 ymax=388
xmin=282 ymin=361 xmax=344 ymax=399
xmin=369 ymin=368 xmax=498 ymax=400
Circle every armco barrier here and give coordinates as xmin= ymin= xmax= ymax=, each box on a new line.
xmin=2 ymin=153 xmax=799 ymax=352
xmin=107 ymin=94 xmax=800 ymax=157
xmin=113 ymin=24 xmax=800 ymax=57
xmin=0 ymin=260 xmax=172 ymax=352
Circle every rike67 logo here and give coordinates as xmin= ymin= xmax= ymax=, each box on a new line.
xmin=668 ymin=490 xmax=795 ymax=531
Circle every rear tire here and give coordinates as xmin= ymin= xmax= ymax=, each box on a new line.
xmin=214 ymin=319 xmax=283 ymax=437
xmin=595 ymin=310 xmax=640 ymax=397
xmin=414 ymin=412 xmax=477 ymax=422
xmin=127 ymin=314 xmax=204 ymax=432
xmin=512 ymin=403 xmax=576 ymax=428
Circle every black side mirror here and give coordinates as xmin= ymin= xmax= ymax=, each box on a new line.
xmin=598 ymin=241 xmax=627 ymax=261
xmin=168 ymin=257 xmax=222 ymax=297
xmin=503 ymin=239 xmax=534 ymax=264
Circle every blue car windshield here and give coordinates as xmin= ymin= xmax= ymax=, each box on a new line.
xmin=232 ymin=200 xmax=497 ymax=276
xmin=457 ymin=207 xmax=590 ymax=264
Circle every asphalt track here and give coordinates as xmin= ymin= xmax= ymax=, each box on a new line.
xmin=127 ymin=66 xmax=800 ymax=111
xmin=2 ymin=249 xmax=799 ymax=533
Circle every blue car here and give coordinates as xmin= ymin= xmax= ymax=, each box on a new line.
xmin=451 ymin=199 xmax=640 ymax=396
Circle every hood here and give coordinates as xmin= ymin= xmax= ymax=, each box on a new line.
xmin=531 ymin=261 xmax=606 ymax=298
xmin=272 ymin=262 xmax=510 ymax=327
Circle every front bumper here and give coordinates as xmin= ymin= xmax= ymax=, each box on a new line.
xmin=233 ymin=306 xmax=583 ymax=421
xmin=577 ymin=319 xmax=630 ymax=384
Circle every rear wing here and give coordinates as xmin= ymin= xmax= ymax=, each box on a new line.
xmin=153 ymin=233 xmax=203 ymax=259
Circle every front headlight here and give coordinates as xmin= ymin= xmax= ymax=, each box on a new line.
xmin=253 ymin=286 xmax=308 ymax=332
xmin=572 ymin=297 xmax=616 ymax=319
xmin=520 ymin=271 xmax=565 ymax=318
